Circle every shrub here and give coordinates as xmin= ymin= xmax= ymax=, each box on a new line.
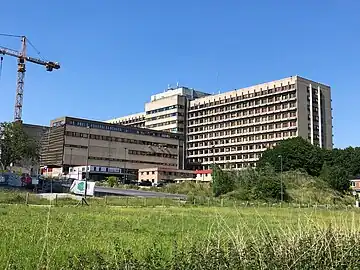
xmin=105 ymin=176 xmax=118 ymax=187
xmin=212 ymin=164 xmax=235 ymax=197
xmin=154 ymin=182 xmax=211 ymax=197
xmin=320 ymin=163 xmax=350 ymax=192
xmin=228 ymin=165 xmax=285 ymax=202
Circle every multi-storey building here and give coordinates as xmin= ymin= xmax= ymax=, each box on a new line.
xmin=40 ymin=116 xmax=184 ymax=181
xmin=186 ymin=76 xmax=332 ymax=170
xmin=105 ymin=112 xmax=145 ymax=128
xmin=144 ymin=86 xmax=210 ymax=133
xmin=107 ymin=86 xmax=210 ymax=133
xmin=106 ymin=86 xmax=210 ymax=170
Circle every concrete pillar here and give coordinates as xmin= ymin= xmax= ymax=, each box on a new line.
xmin=317 ymin=86 xmax=322 ymax=148
xmin=309 ymin=84 xmax=314 ymax=144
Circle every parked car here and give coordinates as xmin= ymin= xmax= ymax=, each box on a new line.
xmin=138 ymin=180 xmax=152 ymax=187
xmin=155 ymin=182 xmax=166 ymax=187
xmin=0 ymin=175 xmax=6 ymax=184
xmin=20 ymin=173 xmax=33 ymax=189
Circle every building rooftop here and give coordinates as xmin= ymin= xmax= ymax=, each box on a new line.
xmin=105 ymin=112 xmax=145 ymax=123
xmin=189 ymin=75 xmax=329 ymax=106
xmin=150 ymin=86 xmax=210 ymax=102
xmin=50 ymin=116 xmax=183 ymax=140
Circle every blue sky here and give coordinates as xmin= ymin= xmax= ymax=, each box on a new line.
xmin=0 ymin=1 xmax=359 ymax=148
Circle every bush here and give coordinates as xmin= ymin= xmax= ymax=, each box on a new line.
xmin=105 ymin=176 xmax=118 ymax=187
xmin=212 ymin=164 xmax=235 ymax=197
xmin=320 ymin=163 xmax=350 ymax=192
xmin=258 ymin=137 xmax=360 ymax=193
xmin=154 ymin=182 xmax=212 ymax=197
xmin=227 ymin=165 xmax=285 ymax=202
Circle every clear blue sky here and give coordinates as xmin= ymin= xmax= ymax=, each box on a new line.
xmin=0 ymin=1 xmax=359 ymax=148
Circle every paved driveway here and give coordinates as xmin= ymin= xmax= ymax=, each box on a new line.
xmin=63 ymin=184 xmax=187 ymax=199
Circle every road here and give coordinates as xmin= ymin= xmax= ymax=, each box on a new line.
xmin=63 ymin=184 xmax=187 ymax=199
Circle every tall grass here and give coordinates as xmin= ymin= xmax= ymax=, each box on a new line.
xmin=151 ymin=181 xmax=212 ymax=197
xmin=0 ymin=205 xmax=360 ymax=269
xmin=0 ymin=188 xmax=355 ymax=209
xmin=67 ymin=228 xmax=360 ymax=269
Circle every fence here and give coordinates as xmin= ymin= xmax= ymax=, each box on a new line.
xmin=0 ymin=190 xmax=357 ymax=210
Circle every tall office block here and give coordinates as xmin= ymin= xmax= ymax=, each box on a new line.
xmin=186 ymin=76 xmax=332 ymax=170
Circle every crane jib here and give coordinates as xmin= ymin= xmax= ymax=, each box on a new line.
xmin=0 ymin=35 xmax=60 ymax=122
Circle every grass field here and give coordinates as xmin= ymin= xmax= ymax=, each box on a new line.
xmin=1 ymin=204 xmax=360 ymax=269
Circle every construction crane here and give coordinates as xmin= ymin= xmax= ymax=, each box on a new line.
xmin=0 ymin=34 xmax=60 ymax=122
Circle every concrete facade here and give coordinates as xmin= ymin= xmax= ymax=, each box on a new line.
xmin=104 ymin=76 xmax=333 ymax=171
xmin=138 ymin=167 xmax=195 ymax=184
xmin=351 ymin=179 xmax=360 ymax=192
xmin=194 ymin=169 xmax=213 ymax=182
xmin=187 ymin=76 xmax=332 ymax=170
xmin=105 ymin=112 xmax=145 ymax=128
xmin=40 ymin=117 xmax=183 ymax=181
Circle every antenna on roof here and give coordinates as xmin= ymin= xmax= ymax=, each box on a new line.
xmin=216 ymin=71 xmax=220 ymax=94
xmin=176 ymin=82 xmax=179 ymax=87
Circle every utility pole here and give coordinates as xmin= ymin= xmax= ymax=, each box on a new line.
xmin=108 ymin=129 xmax=111 ymax=169
xmin=212 ymin=145 xmax=215 ymax=167
xmin=124 ymin=147 xmax=127 ymax=184
xmin=84 ymin=126 xmax=90 ymax=202
xmin=177 ymin=140 xmax=180 ymax=169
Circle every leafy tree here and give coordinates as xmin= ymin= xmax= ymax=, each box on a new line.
xmin=106 ymin=176 xmax=118 ymax=187
xmin=324 ymin=147 xmax=360 ymax=178
xmin=211 ymin=164 xmax=235 ymax=197
xmin=257 ymin=137 xmax=324 ymax=176
xmin=320 ymin=162 xmax=350 ymax=192
xmin=224 ymin=165 xmax=286 ymax=202
xmin=0 ymin=122 xmax=39 ymax=170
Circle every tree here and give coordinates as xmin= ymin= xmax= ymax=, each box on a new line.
xmin=211 ymin=164 xmax=235 ymax=197
xmin=257 ymin=137 xmax=324 ymax=176
xmin=232 ymin=165 xmax=285 ymax=201
xmin=324 ymin=147 xmax=360 ymax=178
xmin=106 ymin=176 xmax=118 ymax=187
xmin=0 ymin=122 xmax=40 ymax=171
xmin=320 ymin=162 xmax=350 ymax=192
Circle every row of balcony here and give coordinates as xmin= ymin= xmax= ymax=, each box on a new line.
xmin=188 ymin=116 xmax=297 ymax=136
xmin=187 ymin=135 xmax=296 ymax=154
xmin=188 ymin=125 xmax=297 ymax=143
xmin=189 ymin=85 xmax=296 ymax=113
